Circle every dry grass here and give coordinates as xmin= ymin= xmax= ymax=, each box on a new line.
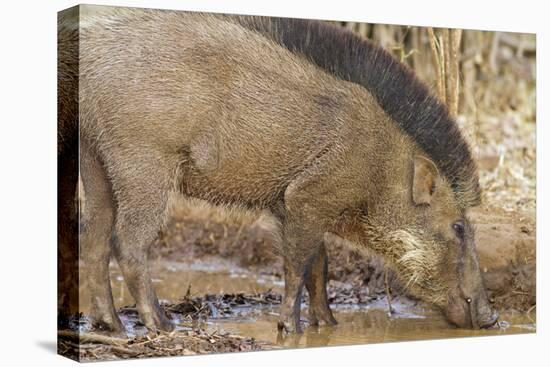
xmin=58 ymin=329 xmax=271 ymax=361
xmin=336 ymin=22 xmax=536 ymax=213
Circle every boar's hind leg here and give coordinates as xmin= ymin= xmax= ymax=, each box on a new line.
xmin=305 ymin=243 xmax=337 ymax=326
xmin=110 ymin=157 xmax=174 ymax=333
xmin=80 ymin=143 xmax=124 ymax=334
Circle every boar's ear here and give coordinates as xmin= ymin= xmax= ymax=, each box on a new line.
xmin=412 ymin=155 xmax=440 ymax=205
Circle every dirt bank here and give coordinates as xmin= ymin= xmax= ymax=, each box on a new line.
xmin=471 ymin=207 xmax=536 ymax=311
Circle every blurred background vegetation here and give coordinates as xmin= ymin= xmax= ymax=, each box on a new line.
xmin=333 ymin=22 xmax=536 ymax=213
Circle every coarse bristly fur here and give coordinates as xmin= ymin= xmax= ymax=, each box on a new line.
xmin=226 ymin=15 xmax=481 ymax=207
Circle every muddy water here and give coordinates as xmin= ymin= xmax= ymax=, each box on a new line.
xmin=79 ymin=258 xmax=284 ymax=314
xmin=212 ymin=308 xmax=534 ymax=349
xmin=79 ymin=260 xmax=535 ymax=348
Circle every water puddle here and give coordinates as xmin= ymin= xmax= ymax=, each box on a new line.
xmin=209 ymin=307 xmax=534 ymax=349
xmin=79 ymin=258 xmax=283 ymax=314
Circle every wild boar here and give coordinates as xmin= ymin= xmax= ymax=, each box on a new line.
xmin=58 ymin=5 xmax=498 ymax=334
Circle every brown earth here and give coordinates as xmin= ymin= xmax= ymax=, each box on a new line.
xmin=471 ymin=207 xmax=536 ymax=311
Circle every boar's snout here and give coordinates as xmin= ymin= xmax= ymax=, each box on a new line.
xmin=439 ymin=215 xmax=497 ymax=329
xmin=445 ymin=290 xmax=499 ymax=329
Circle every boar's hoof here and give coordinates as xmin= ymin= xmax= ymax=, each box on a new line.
xmin=91 ymin=321 xmax=127 ymax=338
xmin=90 ymin=313 xmax=126 ymax=337
xmin=277 ymin=317 xmax=302 ymax=334
xmin=144 ymin=325 xmax=174 ymax=338
xmin=308 ymin=306 xmax=338 ymax=327
xmin=143 ymin=312 xmax=175 ymax=334
xmin=159 ymin=318 xmax=175 ymax=332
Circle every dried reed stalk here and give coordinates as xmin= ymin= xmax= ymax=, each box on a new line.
xmin=447 ymin=29 xmax=463 ymax=117
xmin=428 ymin=28 xmax=445 ymax=100
xmin=427 ymin=27 xmax=463 ymax=117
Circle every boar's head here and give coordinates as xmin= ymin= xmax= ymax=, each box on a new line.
xmin=343 ymin=155 xmax=498 ymax=329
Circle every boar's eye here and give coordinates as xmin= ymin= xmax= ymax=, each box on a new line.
xmin=452 ymin=220 xmax=465 ymax=241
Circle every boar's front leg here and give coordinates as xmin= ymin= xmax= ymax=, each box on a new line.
xmin=305 ymin=243 xmax=337 ymax=326
xmin=277 ymin=174 xmax=330 ymax=333
xmin=278 ymin=224 xmax=322 ymax=334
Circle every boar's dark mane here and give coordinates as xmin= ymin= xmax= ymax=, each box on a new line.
xmin=226 ymin=15 xmax=481 ymax=206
